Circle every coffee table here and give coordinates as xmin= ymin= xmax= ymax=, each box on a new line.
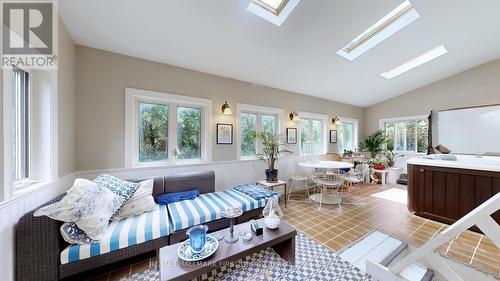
xmin=158 ymin=219 xmax=297 ymax=281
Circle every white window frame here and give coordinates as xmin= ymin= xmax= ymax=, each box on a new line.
xmin=337 ymin=117 xmax=359 ymax=152
xmin=125 ymin=88 xmax=212 ymax=168
xmin=236 ymin=103 xmax=284 ymax=160
xmin=2 ymin=68 xmax=57 ymax=201
xmin=379 ymin=114 xmax=428 ymax=154
xmin=299 ymin=111 xmax=328 ymax=155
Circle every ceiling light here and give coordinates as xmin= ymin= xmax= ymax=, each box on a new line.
xmin=381 ymin=45 xmax=448 ymax=79
xmin=337 ymin=0 xmax=420 ymax=61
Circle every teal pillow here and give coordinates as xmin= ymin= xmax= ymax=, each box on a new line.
xmin=94 ymin=174 xmax=139 ymax=204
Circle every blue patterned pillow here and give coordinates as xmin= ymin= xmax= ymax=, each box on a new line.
xmin=60 ymin=222 xmax=96 ymax=244
xmin=94 ymin=174 xmax=139 ymax=204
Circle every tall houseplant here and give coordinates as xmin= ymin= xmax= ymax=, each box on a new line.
xmin=255 ymin=130 xmax=291 ymax=182
xmin=360 ymin=130 xmax=387 ymax=158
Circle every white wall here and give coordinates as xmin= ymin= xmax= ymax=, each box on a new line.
xmin=0 ymin=17 xmax=76 ymax=281
xmin=365 ymin=59 xmax=500 ymax=135
xmin=75 ymin=46 xmax=365 ymax=171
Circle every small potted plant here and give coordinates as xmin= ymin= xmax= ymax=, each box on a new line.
xmin=255 ymin=130 xmax=291 ymax=182
xmin=385 ymin=150 xmax=398 ymax=167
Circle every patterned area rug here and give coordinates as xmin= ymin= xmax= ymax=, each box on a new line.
xmin=122 ymin=232 xmax=372 ymax=281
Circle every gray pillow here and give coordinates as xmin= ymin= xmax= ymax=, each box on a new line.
xmin=60 ymin=222 xmax=96 ymax=244
xmin=112 ymin=179 xmax=157 ymax=221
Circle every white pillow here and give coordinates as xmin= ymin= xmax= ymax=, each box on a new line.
xmin=112 ymin=179 xmax=157 ymax=221
xmin=34 ymin=178 xmax=123 ymax=240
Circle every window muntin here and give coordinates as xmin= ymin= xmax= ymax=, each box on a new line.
xmin=177 ymin=106 xmax=202 ymax=160
xmin=138 ymin=102 xmax=168 ymax=163
xmin=11 ymin=68 xmax=30 ymax=181
xmin=383 ymin=117 xmax=428 ymax=153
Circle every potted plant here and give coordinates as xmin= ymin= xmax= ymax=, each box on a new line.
xmin=385 ymin=150 xmax=398 ymax=167
xmin=360 ymin=130 xmax=387 ymax=158
xmin=368 ymin=158 xmax=388 ymax=170
xmin=255 ymin=130 xmax=291 ymax=182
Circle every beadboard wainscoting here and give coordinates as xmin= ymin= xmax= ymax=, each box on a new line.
xmin=77 ymin=159 xmax=284 ymax=192
xmin=0 ymin=173 xmax=76 ymax=281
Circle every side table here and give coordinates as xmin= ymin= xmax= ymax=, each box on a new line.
xmin=256 ymin=180 xmax=287 ymax=208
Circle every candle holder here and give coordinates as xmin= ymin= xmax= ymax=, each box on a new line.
xmin=221 ymin=207 xmax=243 ymax=244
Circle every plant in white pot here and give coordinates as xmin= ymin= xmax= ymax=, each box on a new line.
xmin=255 ymin=130 xmax=291 ymax=182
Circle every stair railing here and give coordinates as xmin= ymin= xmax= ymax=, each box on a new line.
xmin=367 ymin=192 xmax=500 ymax=281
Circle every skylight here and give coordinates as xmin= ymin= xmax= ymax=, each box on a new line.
xmin=252 ymin=0 xmax=289 ymax=15
xmin=337 ymin=0 xmax=420 ymax=61
xmin=247 ymin=0 xmax=300 ymax=26
xmin=381 ymin=45 xmax=448 ymax=79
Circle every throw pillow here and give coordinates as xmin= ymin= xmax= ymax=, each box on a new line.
xmin=111 ymin=179 xmax=157 ymax=221
xmin=34 ymin=178 xmax=123 ymax=240
xmin=94 ymin=174 xmax=139 ymax=205
xmin=60 ymin=222 xmax=96 ymax=244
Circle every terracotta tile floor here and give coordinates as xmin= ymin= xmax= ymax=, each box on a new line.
xmin=88 ymin=184 xmax=499 ymax=280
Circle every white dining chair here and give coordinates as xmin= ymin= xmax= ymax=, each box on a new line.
xmin=311 ymin=170 xmax=344 ymax=210
xmin=282 ymin=161 xmax=311 ymax=202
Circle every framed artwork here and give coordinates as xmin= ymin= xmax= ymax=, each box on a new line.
xmin=330 ymin=130 xmax=337 ymax=143
xmin=216 ymin=123 xmax=233 ymax=144
xmin=286 ymin=128 xmax=297 ymax=144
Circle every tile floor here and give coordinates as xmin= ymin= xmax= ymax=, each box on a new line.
xmin=88 ymin=183 xmax=499 ymax=280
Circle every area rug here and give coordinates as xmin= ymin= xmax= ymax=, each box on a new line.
xmin=371 ymin=188 xmax=407 ymax=205
xmin=121 ymin=232 xmax=372 ymax=281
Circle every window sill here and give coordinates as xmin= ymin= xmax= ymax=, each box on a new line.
xmin=12 ymin=180 xmax=49 ymax=197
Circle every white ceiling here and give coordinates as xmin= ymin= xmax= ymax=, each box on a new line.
xmin=59 ymin=0 xmax=500 ymax=107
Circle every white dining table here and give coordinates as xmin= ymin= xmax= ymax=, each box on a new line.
xmin=298 ymin=161 xmax=354 ymax=206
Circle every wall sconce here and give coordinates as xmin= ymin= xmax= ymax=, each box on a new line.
xmin=221 ymin=101 xmax=232 ymax=115
xmin=289 ymin=111 xmax=300 ymax=121
xmin=331 ymin=116 xmax=341 ymax=126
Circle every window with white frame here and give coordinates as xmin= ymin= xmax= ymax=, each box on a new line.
xmin=125 ymin=88 xmax=212 ymax=167
xmin=337 ymin=119 xmax=359 ymax=152
xmin=238 ymin=104 xmax=283 ymax=159
xmin=380 ymin=116 xmax=428 ymax=154
xmin=11 ymin=67 xmax=30 ymax=181
xmin=299 ymin=112 xmax=327 ymax=155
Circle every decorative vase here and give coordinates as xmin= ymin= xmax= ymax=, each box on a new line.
xmin=265 ymin=169 xmax=278 ymax=182
xmin=262 ymin=196 xmax=283 ymax=229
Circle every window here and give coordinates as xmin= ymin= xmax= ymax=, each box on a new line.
xmin=381 ymin=116 xmax=428 ymax=154
xmin=381 ymin=45 xmax=448 ymax=79
xmin=11 ymin=67 xmax=30 ymax=181
xmin=247 ymin=0 xmax=300 ymax=26
xmin=337 ymin=0 xmax=420 ymax=61
xmin=252 ymin=0 xmax=289 ymax=15
xmin=125 ymin=88 xmax=212 ymax=167
xmin=337 ymin=119 xmax=359 ymax=152
xmin=299 ymin=112 xmax=327 ymax=155
xmin=237 ymin=104 xmax=283 ymax=159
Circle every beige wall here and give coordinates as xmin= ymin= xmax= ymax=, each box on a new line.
xmin=75 ymin=46 xmax=365 ymax=171
xmin=57 ymin=18 xmax=76 ymax=177
xmin=365 ymin=59 xmax=500 ymax=135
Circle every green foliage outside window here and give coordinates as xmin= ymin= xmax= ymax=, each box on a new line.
xmin=139 ymin=103 xmax=168 ymax=162
xmin=241 ymin=113 xmax=257 ymax=157
xmin=177 ymin=107 xmax=201 ymax=160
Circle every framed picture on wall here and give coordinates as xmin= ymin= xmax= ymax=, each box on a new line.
xmin=216 ymin=123 xmax=233 ymax=144
xmin=330 ymin=130 xmax=337 ymax=143
xmin=286 ymin=128 xmax=297 ymax=144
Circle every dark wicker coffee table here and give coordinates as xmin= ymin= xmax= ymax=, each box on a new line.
xmin=158 ymin=219 xmax=297 ymax=281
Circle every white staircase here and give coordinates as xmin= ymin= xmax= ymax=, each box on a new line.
xmin=360 ymin=192 xmax=500 ymax=281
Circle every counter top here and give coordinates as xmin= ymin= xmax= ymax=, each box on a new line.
xmin=407 ymin=155 xmax=500 ymax=172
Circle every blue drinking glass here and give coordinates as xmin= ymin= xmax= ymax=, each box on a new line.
xmin=186 ymin=225 xmax=208 ymax=253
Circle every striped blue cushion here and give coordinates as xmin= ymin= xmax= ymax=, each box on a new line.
xmin=60 ymin=204 xmax=169 ymax=264
xmin=167 ymin=190 xmax=266 ymax=232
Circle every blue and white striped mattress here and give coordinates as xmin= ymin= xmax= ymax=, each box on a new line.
xmin=168 ymin=189 xmax=266 ymax=232
xmin=60 ymin=204 xmax=169 ymax=264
